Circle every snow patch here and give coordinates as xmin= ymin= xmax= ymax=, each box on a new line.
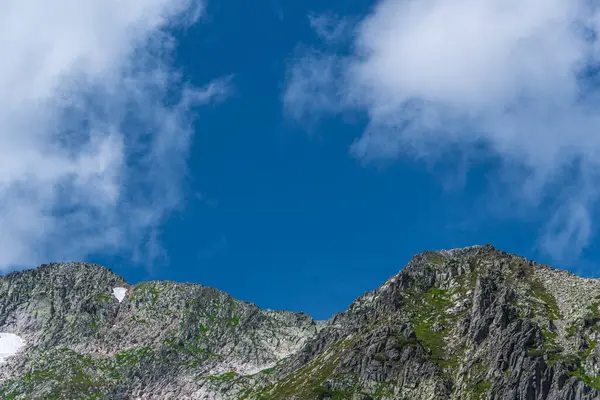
xmin=0 ymin=333 xmax=25 ymax=362
xmin=113 ymin=287 xmax=127 ymax=303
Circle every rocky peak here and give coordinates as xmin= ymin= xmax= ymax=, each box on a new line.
xmin=252 ymin=246 xmax=600 ymax=400
xmin=2 ymin=248 xmax=600 ymax=399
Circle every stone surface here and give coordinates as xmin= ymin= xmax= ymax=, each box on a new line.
xmin=2 ymin=246 xmax=600 ymax=399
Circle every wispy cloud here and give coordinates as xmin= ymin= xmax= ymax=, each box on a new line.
xmin=285 ymin=0 xmax=600 ymax=262
xmin=308 ymin=13 xmax=354 ymax=44
xmin=0 ymin=0 xmax=230 ymax=270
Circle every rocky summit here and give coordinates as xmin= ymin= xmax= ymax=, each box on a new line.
xmin=2 ymin=246 xmax=600 ymax=399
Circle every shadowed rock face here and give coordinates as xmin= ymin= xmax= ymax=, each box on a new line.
xmin=2 ymin=245 xmax=600 ymax=399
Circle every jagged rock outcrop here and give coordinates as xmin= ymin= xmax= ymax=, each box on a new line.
xmin=2 ymin=245 xmax=600 ymax=399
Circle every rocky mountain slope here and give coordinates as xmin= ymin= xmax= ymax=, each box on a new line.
xmin=2 ymin=245 xmax=600 ymax=399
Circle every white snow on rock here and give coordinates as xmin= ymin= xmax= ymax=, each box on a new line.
xmin=0 ymin=333 xmax=25 ymax=362
xmin=113 ymin=287 xmax=127 ymax=303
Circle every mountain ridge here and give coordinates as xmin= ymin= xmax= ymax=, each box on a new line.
xmin=1 ymin=245 xmax=600 ymax=399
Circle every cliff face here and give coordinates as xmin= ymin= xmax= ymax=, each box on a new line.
xmin=2 ymin=246 xmax=600 ymax=399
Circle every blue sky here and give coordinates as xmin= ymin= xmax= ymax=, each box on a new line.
xmin=4 ymin=0 xmax=600 ymax=320
xmin=95 ymin=0 xmax=600 ymax=318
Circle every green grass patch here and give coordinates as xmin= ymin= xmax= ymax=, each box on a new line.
xmin=207 ymin=371 xmax=236 ymax=381
xmin=131 ymin=282 xmax=163 ymax=305
xmin=115 ymin=347 xmax=153 ymax=366
xmin=393 ymin=334 xmax=418 ymax=349
xmin=529 ymin=280 xmax=563 ymax=320
xmin=471 ymin=380 xmax=492 ymax=399
xmin=95 ymin=293 xmax=112 ymax=304
xmin=426 ymin=253 xmax=446 ymax=266
xmin=410 ymin=287 xmax=453 ymax=365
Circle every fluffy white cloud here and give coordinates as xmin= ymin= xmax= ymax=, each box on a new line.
xmin=286 ymin=0 xmax=600 ymax=261
xmin=0 ymin=0 xmax=229 ymax=270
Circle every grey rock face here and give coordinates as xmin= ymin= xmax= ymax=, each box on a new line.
xmin=2 ymin=246 xmax=600 ymax=399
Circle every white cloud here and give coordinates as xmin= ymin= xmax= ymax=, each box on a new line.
xmin=286 ymin=0 xmax=600 ymax=261
xmin=0 ymin=0 xmax=229 ymax=270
